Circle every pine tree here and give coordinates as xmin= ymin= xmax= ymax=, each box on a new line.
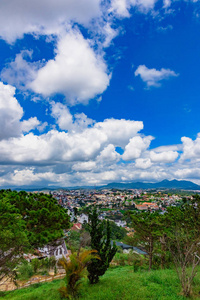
xmin=87 ymin=207 xmax=117 ymax=284
xmin=131 ymin=210 xmax=163 ymax=270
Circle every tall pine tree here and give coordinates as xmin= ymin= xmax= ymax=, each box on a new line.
xmin=87 ymin=207 xmax=117 ymax=284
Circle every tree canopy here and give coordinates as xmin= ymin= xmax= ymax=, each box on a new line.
xmin=0 ymin=189 xmax=71 ymax=280
xmin=0 ymin=190 xmax=70 ymax=248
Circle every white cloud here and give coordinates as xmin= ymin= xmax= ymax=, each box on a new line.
xmin=72 ymin=161 xmax=96 ymax=171
xmin=122 ymin=135 xmax=153 ymax=160
xmin=0 ymin=82 xmax=23 ymax=140
xmin=0 ymin=82 xmax=41 ymax=140
xmin=10 ymin=168 xmax=58 ymax=186
xmin=30 ymin=30 xmax=111 ymax=105
xmin=180 ymin=134 xmax=200 ymax=161
xmin=51 ymin=102 xmax=73 ymax=131
xmin=2 ymin=84 xmax=200 ymax=187
xmin=110 ymin=0 xmax=131 ymax=17
xmin=21 ymin=117 xmax=40 ymax=133
xmin=97 ymin=144 xmax=121 ymax=163
xmin=135 ymin=158 xmax=152 ymax=169
xmin=174 ymin=168 xmax=200 ymax=180
xmin=163 ymin=0 xmax=171 ymax=9
xmin=94 ymin=119 xmax=144 ymax=147
xmin=2 ymin=137 xmax=200 ymax=187
xmin=110 ymin=0 xmax=157 ymax=17
xmin=102 ymin=23 xmax=119 ymax=48
xmin=0 ymin=117 xmax=144 ymax=165
xmin=150 ymin=150 xmax=179 ymax=163
xmin=135 ymin=65 xmax=179 ymax=87
xmin=152 ymin=144 xmax=182 ymax=152
xmin=51 ymin=102 xmax=95 ymax=132
xmin=1 ymin=50 xmax=39 ymax=89
xmin=73 ymin=113 xmax=95 ymax=131
xmin=0 ymin=0 xmax=101 ymax=43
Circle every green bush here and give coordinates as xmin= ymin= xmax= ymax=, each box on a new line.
xmin=112 ymin=251 xmax=148 ymax=271
xmin=17 ymin=261 xmax=34 ymax=280
xmin=31 ymin=259 xmax=41 ymax=273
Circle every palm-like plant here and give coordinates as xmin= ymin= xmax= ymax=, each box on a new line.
xmin=58 ymin=249 xmax=100 ymax=299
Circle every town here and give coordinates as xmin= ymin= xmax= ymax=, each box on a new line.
xmin=48 ymin=188 xmax=193 ymax=227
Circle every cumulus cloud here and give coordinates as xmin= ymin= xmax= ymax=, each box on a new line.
xmin=30 ymin=30 xmax=110 ymax=105
xmin=180 ymin=134 xmax=200 ymax=161
xmin=135 ymin=65 xmax=179 ymax=87
xmin=2 ymin=136 xmax=200 ymax=187
xmin=174 ymin=167 xmax=200 ymax=180
xmin=97 ymin=144 xmax=121 ymax=163
xmin=51 ymin=102 xmax=73 ymax=131
xmin=51 ymin=102 xmax=94 ymax=132
xmin=122 ymin=135 xmax=153 ymax=160
xmin=0 ymin=0 xmax=101 ymax=43
xmin=135 ymin=158 xmax=152 ymax=169
xmin=0 ymin=82 xmax=41 ymax=140
xmin=150 ymin=150 xmax=179 ymax=163
xmin=0 ymin=116 xmax=145 ymax=165
xmin=94 ymin=119 xmax=144 ymax=147
xmin=21 ymin=117 xmax=41 ymax=133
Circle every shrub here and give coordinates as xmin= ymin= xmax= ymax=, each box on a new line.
xmin=31 ymin=259 xmax=41 ymax=273
xmin=58 ymin=249 xmax=100 ymax=299
xmin=17 ymin=261 xmax=34 ymax=280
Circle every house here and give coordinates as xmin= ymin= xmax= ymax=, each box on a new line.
xmin=39 ymin=239 xmax=68 ymax=260
xmin=112 ymin=241 xmax=147 ymax=255
xmin=78 ymin=213 xmax=88 ymax=224
xmin=114 ymin=219 xmax=126 ymax=227
xmin=70 ymin=222 xmax=82 ymax=231
xmin=25 ymin=238 xmax=68 ymax=262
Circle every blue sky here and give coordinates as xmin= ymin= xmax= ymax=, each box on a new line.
xmin=0 ymin=0 xmax=200 ymax=188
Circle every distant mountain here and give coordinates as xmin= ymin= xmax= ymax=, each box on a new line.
xmin=3 ymin=179 xmax=200 ymax=191
xmin=101 ymin=179 xmax=200 ymax=190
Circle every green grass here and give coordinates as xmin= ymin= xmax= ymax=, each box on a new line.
xmin=2 ymin=267 xmax=200 ymax=300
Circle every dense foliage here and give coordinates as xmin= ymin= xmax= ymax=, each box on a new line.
xmin=109 ymin=221 xmax=127 ymax=240
xmin=129 ymin=195 xmax=200 ymax=296
xmin=0 ymin=198 xmax=29 ymax=281
xmin=86 ymin=207 xmax=117 ymax=284
xmin=0 ymin=189 xmax=70 ymax=280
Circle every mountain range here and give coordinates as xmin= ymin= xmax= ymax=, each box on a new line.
xmin=4 ymin=179 xmax=200 ymax=191
xmin=101 ymin=179 xmax=200 ymax=190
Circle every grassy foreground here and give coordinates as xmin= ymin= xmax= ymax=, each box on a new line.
xmin=1 ymin=266 xmax=200 ymax=300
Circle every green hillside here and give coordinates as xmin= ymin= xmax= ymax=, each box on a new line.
xmin=2 ymin=266 xmax=200 ymax=300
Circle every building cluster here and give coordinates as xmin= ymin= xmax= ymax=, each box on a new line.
xmin=49 ymin=189 xmax=189 ymax=213
xmin=44 ymin=189 xmax=194 ymax=229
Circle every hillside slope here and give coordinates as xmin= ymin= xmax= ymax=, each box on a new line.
xmin=2 ymin=266 xmax=200 ymax=300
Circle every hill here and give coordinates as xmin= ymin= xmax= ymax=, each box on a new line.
xmin=2 ymin=266 xmax=200 ymax=300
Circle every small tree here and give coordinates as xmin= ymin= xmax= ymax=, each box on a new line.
xmin=167 ymin=228 xmax=200 ymax=297
xmin=31 ymin=258 xmax=41 ymax=273
xmin=165 ymin=202 xmax=200 ymax=297
xmin=58 ymin=250 xmax=99 ymax=299
xmin=87 ymin=207 xmax=117 ymax=284
xmin=130 ymin=211 xmax=163 ymax=270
